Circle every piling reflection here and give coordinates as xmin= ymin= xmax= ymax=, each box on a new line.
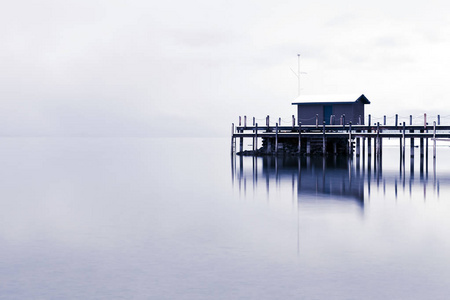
xmin=231 ymin=149 xmax=444 ymax=205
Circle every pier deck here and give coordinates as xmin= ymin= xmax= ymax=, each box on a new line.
xmin=231 ymin=122 xmax=450 ymax=157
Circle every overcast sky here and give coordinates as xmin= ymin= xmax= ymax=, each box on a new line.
xmin=2 ymin=0 xmax=450 ymax=137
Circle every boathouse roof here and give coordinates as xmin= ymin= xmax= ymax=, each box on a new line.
xmin=292 ymin=94 xmax=370 ymax=105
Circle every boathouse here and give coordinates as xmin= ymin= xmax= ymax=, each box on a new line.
xmin=292 ymin=94 xmax=370 ymax=125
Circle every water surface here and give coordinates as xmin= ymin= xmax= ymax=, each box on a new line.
xmin=1 ymin=137 xmax=450 ymax=299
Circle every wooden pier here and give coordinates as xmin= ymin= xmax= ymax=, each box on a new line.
xmin=231 ymin=114 xmax=450 ymax=158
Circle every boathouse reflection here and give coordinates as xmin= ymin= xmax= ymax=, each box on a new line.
xmin=231 ymin=151 xmax=442 ymax=205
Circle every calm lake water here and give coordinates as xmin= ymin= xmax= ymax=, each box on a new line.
xmin=1 ymin=137 xmax=450 ymax=299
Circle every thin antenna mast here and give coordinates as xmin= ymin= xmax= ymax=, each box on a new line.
xmin=297 ymin=54 xmax=301 ymax=96
xmin=290 ymin=54 xmax=306 ymax=96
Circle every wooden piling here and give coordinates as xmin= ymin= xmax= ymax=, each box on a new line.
xmin=362 ymin=137 xmax=366 ymax=158
xmin=322 ymin=121 xmax=326 ymax=155
xmin=410 ymin=125 xmax=414 ymax=158
xmin=395 ymin=114 xmax=398 ymax=127
xmin=356 ymin=136 xmax=360 ymax=157
xmin=254 ymin=123 xmax=258 ymax=151
xmin=400 ymin=135 xmax=403 ymax=158
xmin=433 ymin=121 xmax=437 ymax=158
xmin=239 ymin=131 xmax=243 ymax=153
xmin=348 ymin=122 xmax=352 ymax=155
xmin=231 ymin=123 xmax=235 ymax=154
xmin=275 ymin=123 xmax=279 ymax=154
xmin=307 ymin=139 xmax=311 ymax=155
xmin=402 ymin=122 xmax=406 ymax=158
xmin=420 ymin=129 xmax=424 ymax=158
xmin=292 ymin=115 xmax=295 ymax=128
xmin=298 ymin=123 xmax=302 ymax=153
xmin=368 ymin=121 xmax=372 ymax=157
xmin=376 ymin=122 xmax=380 ymax=157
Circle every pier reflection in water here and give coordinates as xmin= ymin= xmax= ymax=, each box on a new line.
xmin=231 ymin=147 xmax=444 ymax=205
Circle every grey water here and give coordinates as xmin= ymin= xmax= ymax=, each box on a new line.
xmin=1 ymin=137 xmax=450 ymax=299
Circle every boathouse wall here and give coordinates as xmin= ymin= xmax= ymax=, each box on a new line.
xmin=293 ymin=94 xmax=369 ymax=125
xmin=297 ymin=102 xmax=365 ymax=125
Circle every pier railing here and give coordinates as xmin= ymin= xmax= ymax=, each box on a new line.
xmin=231 ymin=116 xmax=450 ymax=158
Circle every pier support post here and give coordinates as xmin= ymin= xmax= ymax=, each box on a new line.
xmin=298 ymin=123 xmax=302 ymax=153
xmin=420 ymin=129 xmax=424 ymax=158
xmin=254 ymin=123 xmax=258 ymax=152
xmin=348 ymin=122 xmax=353 ymax=155
xmin=410 ymin=126 xmax=415 ymax=158
xmin=402 ymin=122 xmax=406 ymax=159
xmin=231 ymin=123 xmax=235 ymax=154
xmin=376 ymin=122 xmax=381 ymax=157
xmin=238 ymin=117 xmax=243 ymax=153
xmin=368 ymin=120 xmax=372 ymax=157
xmin=395 ymin=114 xmax=398 ymax=128
xmin=275 ymin=123 xmax=279 ymax=154
xmin=400 ymin=135 xmax=403 ymax=159
xmin=362 ymin=137 xmax=366 ymax=158
xmin=356 ymin=137 xmax=360 ymax=157
xmin=322 ymin=121 xmax=326 ymax=156
xmin=433 ymin=121 xmax=437 ymax=159
xmin=306 ymin=139 xmax=311 ymax=156
xmin=266 ymin=139 xmax=272 ymax=154
xmin=239 ymin=134 xmax=243 ymax=153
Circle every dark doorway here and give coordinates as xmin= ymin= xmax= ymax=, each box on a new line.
xmin=324 ymin=105 xmax=332 ymax=125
